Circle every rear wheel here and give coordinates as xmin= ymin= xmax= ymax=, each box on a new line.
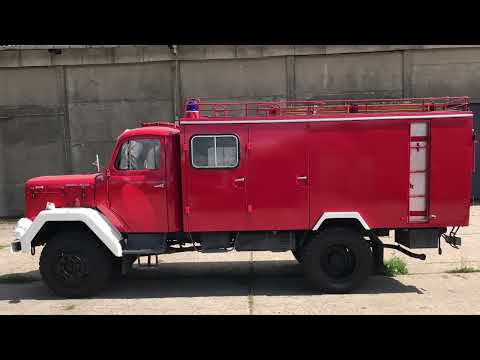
xmin=302 ymin=227 xmax=372 ymax=293
xmin=39 ymin=230 xmax=113 ymax=298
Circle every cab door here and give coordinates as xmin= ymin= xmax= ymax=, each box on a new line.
xmin=108 ymin=136 xmax=169 ymax=232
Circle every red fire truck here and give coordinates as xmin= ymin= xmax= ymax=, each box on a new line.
xmin=11 ymin=96 xmax=475 ymax=298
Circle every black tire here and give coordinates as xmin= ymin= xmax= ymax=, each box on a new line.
xmin=302 ymin=227 xmax=372 ymax=293
xmin=292 ymin=232 xmax=310 ymax=263
xmin=39 ymin=230 xmax=113 ymax=298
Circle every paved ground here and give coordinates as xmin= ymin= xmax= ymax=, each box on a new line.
xmin=1 ymin=207 xmax=480 ymax=315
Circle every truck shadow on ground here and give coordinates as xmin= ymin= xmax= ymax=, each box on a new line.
xmin=0 ymin=260 xmax=423 ymax=301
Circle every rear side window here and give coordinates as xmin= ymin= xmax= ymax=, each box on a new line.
xmin=191 ymin=135 xmax=239 ymax=169
xmin=115 ymin=139 xmax=160 ymax=170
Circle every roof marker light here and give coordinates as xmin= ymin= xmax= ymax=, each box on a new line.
xmin=185 ymin=99 xmax=200 ymax=119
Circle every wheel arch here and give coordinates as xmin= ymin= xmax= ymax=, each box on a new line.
xmin=20 ymin=208 xmax=123 ymax=257
xmin=32 ymin=221 xmax=108 ymax=253
xmin=313 ymin=212 xmax=370 ymax=233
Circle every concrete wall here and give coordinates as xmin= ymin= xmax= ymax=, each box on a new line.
xmin=1 ymin=45 xmax=480 ymax=216
xmin=294 ymin=51 xmax=404 ymax=99
xmin=66 ymin=62 xmax=174 ymax=173
xmin=0 ymin=67 xmax=67 ymax=215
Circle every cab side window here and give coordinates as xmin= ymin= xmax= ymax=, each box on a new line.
xmin=191 ymin=135 xmax=239 ymax=169
xmin=115 ymin=139 xmax=160 ymax=170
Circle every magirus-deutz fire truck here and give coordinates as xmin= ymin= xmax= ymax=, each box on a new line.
xmin=11 ymin=97 xmax=474 ymax=297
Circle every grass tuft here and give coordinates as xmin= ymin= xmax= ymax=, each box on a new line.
xmin=446 ymin=266 xmax=480 ymax=274
xmin=384 ymin=256 xmax=408 ymax=277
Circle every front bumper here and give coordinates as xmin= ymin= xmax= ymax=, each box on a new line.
xmin=11 ymin=218 xmax=33 ymax=253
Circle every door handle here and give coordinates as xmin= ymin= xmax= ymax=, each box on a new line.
xmin=296 ymin=176 xmax=308 ymax=185
xmin=233 ymin=177 xmax=245 ymax=188
xmin=153 ymin=183 xmax=165 ymax=189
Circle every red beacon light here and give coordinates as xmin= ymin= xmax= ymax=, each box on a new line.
xmin=185 ymin=98 xmax=200 ymax=119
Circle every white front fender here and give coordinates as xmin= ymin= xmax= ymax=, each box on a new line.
xmin=13 ymin=208 xmax=123 ymax=257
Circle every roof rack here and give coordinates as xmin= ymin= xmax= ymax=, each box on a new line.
xmin=183 ymin=97 xmax=470 ymax=118
xmin=141 ymin=121 xmax=179 ymax=128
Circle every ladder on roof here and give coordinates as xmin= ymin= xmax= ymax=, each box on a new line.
xmin=183 ymin=97 xmax=470 ymax=118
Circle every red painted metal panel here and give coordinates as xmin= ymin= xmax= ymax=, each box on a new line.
xmin=246 ymin=123 xmax=309 ymax=230
xmin=181 ymin=125 xmax=249 ymax=232
xmin=307 ymin=120 xmax=411 ymax=229
xmin=94 ymin=176 xmax=130 ymax=232
xmin=165 ymin=134 xmax=183 ymax=232
xmin=429 ymin=117 xmax=473 ymax=226
xmin=25 ymin=174 xmax=97 ymax=220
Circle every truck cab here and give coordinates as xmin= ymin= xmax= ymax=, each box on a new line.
xmin=23 ymin=124 xmax=182 ymax=233
xmin=96 ymin=124 xmax=182 ymax=234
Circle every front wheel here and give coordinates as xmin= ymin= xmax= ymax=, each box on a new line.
xmin=39 ymin=230 xmax=113 ymax=298
xmin=302 ymin=227 xmax=372 ymax=293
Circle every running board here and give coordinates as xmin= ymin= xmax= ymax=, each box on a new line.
xmin=121 ymin=252 xmax=162 ymax=275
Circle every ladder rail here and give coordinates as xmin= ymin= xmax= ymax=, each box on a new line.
xmin=183 ymin=96 xmax=470 ymax=119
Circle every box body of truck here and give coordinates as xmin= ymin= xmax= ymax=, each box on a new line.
xmin=180 ymin=100 xmax=473 ymax=233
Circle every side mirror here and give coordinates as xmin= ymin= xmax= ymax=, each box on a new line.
xmin=92 ymin=154 xmax=101 ymax=173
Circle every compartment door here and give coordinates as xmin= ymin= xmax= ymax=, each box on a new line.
xmin=246 ymin=123 xmax=309 ymax=230
xmin=184 ymin=127 xmax=248 ymax=232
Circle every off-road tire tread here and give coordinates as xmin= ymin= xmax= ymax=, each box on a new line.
xmin=39 ymin=230 xmax=113 ymax=298
xmin=302 ymin=226 xmax=372 ymax=293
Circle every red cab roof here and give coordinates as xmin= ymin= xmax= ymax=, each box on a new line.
xmin=117 ymin=125 xmax=179 ymax=142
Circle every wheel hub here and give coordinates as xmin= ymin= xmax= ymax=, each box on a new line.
xmin=321 ymin=245 xmax=356 ymax=279
xmin=54 ymin=253 xmax=89 ymax=282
